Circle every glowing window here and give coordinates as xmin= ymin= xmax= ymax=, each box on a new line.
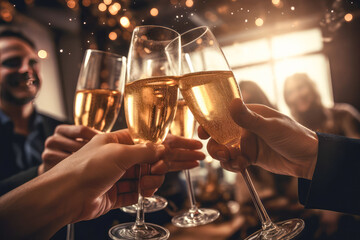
xmin=223 ymin=27 xmax=333 ymax=116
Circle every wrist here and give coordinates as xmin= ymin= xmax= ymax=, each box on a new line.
xmin=302 ymin=131 xmax=319 ymax=180
xmin=0 ymin=168 xmax=75 ymax=239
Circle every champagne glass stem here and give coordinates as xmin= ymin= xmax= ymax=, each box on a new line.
xmin=66 ymin=223 xmax=74 ymax=240
xmin=133 ymin=164 xmax=147 ymax=231
xmin=184 ymin=169 xmax=198 ymax=212
xmin=241 ymin=168 xmax=276 ymax=231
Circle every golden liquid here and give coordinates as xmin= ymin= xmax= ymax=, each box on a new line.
xmin=124 ymin=76 xmax=178 ymax=144
xmin=74 ymin=89 xmax=122 ymax=133
xmin=179 ymin=70 xmax=242 ymax=146
xmin=170 ymin=100 xmax=196 ymax=139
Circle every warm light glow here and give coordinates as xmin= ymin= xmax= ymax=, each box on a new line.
xmin=98 ymin=3 xmax=107 ymax=12
xmin=113 ymin=2 xmax=121 ymax=10
xmin=272 ymin=0 xmax=280 ymax=5
xmin=107 ymin=18 xmax=117 ymax=27
xmin=67 ymin=0 xmax=76 ymax=8
xmin=344 ymin=13 xmax=353 ymax=22
xmin=255 ymin=18 xmax=264 ymax=26
xmin=150 ymin=8 xmax=159 ymax=16
xmin=120 ymin=16 xmax=130 ymax=28
xmin=109 ymin=32 xmax=117 ymax=40
xmin=103 ymin=0 xmax=112 ymax=5
xmin=38 ymin=50 xmax=48 ymax=59
xmin=217 ymin=5 xmax=228 ymax=14
xmin=108 ymin=4 xmax=119 ymax=15
xmin=205 ymin=11 xmax=218 ymax=22
xmin=1 ymin=10 xmax=13 ymax=22
xmin=82 ymin=0 xmax=91 ymax=7
xmin=271 ymin=29 xmax=323 ymax=59
xmin=272 ymin=0 xmax=283 ymax=7
xmin=185 ymin=0 xmax=194 ymax=8
xmin=170 ymin=0 xmax=178 ymax=5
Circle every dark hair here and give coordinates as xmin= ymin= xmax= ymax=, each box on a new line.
xmin=0 ymin=29 xmax=36 ymax=50
xmin=283 ymin=73 xmax=322 ymax=107
xmin=239 ymin=80 xmax=276 ymax=109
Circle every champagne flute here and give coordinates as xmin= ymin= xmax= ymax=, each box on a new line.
xmin=71 ymin=49 xmax=126 ymax=240
xmin=108 ymin=25 xmax=180 ymax=240
xmin=178 ymin=26 xmax=305 ymax=240
xmin=170 ymin=94 xmax=220 ymax=227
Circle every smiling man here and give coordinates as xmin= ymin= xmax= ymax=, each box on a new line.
xmin=0 ymin=30 xmax=64 ymax=195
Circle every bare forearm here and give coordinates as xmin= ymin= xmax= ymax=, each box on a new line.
xmin=0 ymin=170 xmax=74 ymax=239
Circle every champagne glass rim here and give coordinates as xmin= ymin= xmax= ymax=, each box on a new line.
xmin=133 ymin=25 xmax=180 ymax=38
xmin=180 ymin=26 xmax=210 ymax=48
xmin=85 ymin=49 xmax=126 ymax=60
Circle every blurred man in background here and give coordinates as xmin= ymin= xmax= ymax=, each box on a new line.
xmin=0 ymin=30 xmax=68 ymax=195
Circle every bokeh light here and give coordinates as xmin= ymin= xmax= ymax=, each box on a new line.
xmin=1 ymin=9 xmax=13 ymax=22
xmin=120 ymin=16 xmax=130 ymax=28
xmin=109 ymin=32 xmax=117 ymax=40
xmin=185 ymin=0 xmax=194 ymax=8
xmin=67 ymin=0 xmax=76 ymax=9
xmin=108 ymin=4 xmax=119 ymax=15
xmin=103 ymin=0 xmax=112 ymax=5
xmin=150 ymin=8 xmax=159 ymax=16
xmin=272 ymin=0 xmax=283 ymax=8
xmin=255 ymin=18 xmax=264 ymax=26
xmin=98 ymin=3 xmax=107 ymax=12
xmin=38 ymin=50 xmax=48 ymax=59
xmin=82 ymin=0 xmax=91 ymax=7
xmin=344 ymin=13 xmax=353 ymax=22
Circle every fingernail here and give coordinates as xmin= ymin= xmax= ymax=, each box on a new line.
xmin=216 ymin=151 xmax=228 ymax=161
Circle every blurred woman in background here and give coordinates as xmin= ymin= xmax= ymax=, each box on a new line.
xmin=284 ymin=73 xmax=360 ymax=239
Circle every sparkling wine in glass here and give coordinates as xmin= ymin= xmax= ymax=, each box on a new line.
xmin=108 ymin=25 xmax=181 ymax=240
xmin=170 ymin=97 xmax=220 ymax=227
xmin=70 ymin=49 xmax=126 ymax=240
xmin=178 ymin=26 xmax=305 ymax=240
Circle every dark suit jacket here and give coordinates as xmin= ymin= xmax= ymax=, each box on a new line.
xmin=0 ymin=109 xmax=64 ymax=195
xmin=298 ymin=132 xmax=360 ymax=215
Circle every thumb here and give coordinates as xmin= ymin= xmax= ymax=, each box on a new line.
xmin=113 ymin=143 xmax=165 ymax=171
xmin=230 ymin=98 xmax=265 ymax=135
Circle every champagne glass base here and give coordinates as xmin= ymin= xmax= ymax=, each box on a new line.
xmin=121 ymin=196 xmax=168 ymax=213
xmin=171 ymin=208 xmax=220 ymax=228
xmin=245 ymin=218 xmax=305 ymax=240
xmin=109 ymin=222 xmax=170 ymax=240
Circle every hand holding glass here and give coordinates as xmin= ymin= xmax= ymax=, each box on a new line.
xmin=108 ymin=25 xmax=181 ymax=240
xmin=71 ymin=49 xmax=126 ymax=240
xmin=178 ymin=26 xmax=304 ymax=240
